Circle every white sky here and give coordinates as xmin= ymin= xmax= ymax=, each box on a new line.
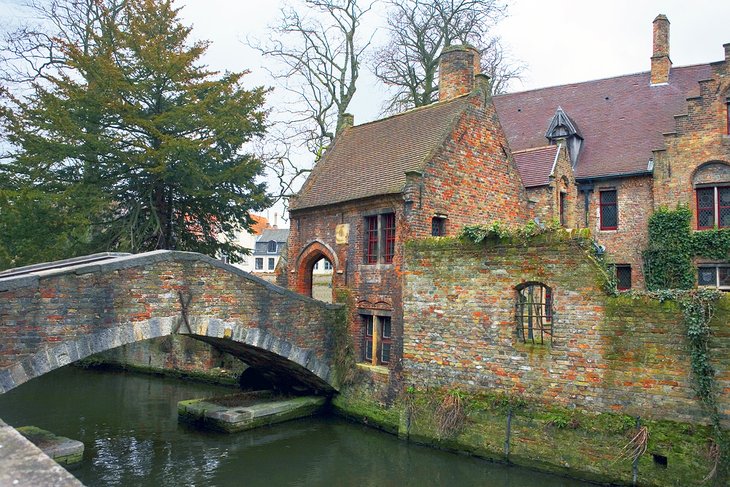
xmin=2 ymin=0 xmax=730 ymax=223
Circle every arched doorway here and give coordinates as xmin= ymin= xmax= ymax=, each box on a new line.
xmin=295 ymin=241 xmax=338 ymax=303
xmin=310 ymin=257 xmax=334 ymax=303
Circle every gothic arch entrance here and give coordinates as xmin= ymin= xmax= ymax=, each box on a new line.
xmin=295 ymin=241 xmax=338 ymax=303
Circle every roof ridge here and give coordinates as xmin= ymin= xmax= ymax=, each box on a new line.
xmin=346 ymin=93 xmax=470 ymax=130
xmin=512 ymin=145 xmax=556 ymax=154
xmin=496 ymin=62 xmax=712 ymax=98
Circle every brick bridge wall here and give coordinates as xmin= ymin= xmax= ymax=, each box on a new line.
xmin=403 ymin=236 xmax=730 ymax=425
xmin=0 ymin=251 xmax=344 ymax=394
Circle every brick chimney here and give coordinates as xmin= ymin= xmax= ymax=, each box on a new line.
xmin=650 ymin=14 xmax=671 ymax=85
xmin=439 ymin=44 xmax=481 ymax=101
xmin=336 ymin=113 xmax=354 ymax=135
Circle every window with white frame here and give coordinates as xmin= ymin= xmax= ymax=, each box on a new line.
xmin=698 ymin=264 xmax=730 ymax=291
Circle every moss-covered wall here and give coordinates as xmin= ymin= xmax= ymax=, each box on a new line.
xmin=401 ymin=237 xmax=729 ymax=426
xmin=333 ymin=387 xmax=719 ymax=486
xmin=327 ymin=235 xmax=730 ymax=485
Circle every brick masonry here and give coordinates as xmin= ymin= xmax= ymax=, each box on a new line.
xmin=0 ymin=251 xmax=343 ymax=394
xmin=402 ymin=237 xmax=730 ymax=425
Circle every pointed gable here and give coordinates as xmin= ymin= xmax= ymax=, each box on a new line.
xmin=290 ymin=96 xmax=470 ymax=211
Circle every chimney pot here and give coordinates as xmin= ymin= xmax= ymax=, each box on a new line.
xmin=651 ymin=14 xmax=671 ymax=85
xmin=439 ymin=44 xmax=481 ymax=101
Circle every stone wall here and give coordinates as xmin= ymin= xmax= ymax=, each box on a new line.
xmin=402 ymin=236 xmax=730 ymax=425
xmin=90 ymin=335 xmax=246 ymax=384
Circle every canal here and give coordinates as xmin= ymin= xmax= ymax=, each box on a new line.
xmin=0 ymin=366 xmax=591 ymax=486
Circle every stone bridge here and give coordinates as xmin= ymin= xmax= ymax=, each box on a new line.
xmin=0 ymin=251 xmax=346 ymax=396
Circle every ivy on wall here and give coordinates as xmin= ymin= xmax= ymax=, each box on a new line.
xmin=643 ymin=206 xmax=730 ymax=291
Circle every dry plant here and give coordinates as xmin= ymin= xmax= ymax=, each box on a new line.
xmin=435 ymin=390 xmax=466 ymax=439
xmin=614 ymin=425 xmax=649 ymax=464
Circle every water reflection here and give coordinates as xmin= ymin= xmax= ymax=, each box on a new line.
xmin=0 ymin=366 xmax=589 ymax=487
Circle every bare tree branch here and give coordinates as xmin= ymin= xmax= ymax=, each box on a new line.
xmin=372 ymin=0 xmax=522 ymax=113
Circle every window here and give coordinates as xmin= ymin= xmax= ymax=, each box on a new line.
xmin=267 ymin=240 xmax=277 ymax=253
xmin=599 ymin=190 xmax=618 ymax=230
xmin=313 ymin=262 xmax=319 ymax=270
xmin=383 ymin=213 xmax=395 ymax=264
xmin=254 ymin=257 xmax=263 ymax=270
xmin=431 ymin=216 xmax=446 ymax=236
xmin=696 ymin=186 xmax=730 ymax=229
xmin=615 ymin=265 xmax=632 ymax=290
xmin=559 ymin=192 xmax=567 ymax=227
xmin=268 ymin=257 xmax=275 ymax=270
xmin=515 ymin=283 xmax=553 ymax=344
xmin=698 ymin=264 xmax=730 ymax=290
xmin=365 ymin=215 xmax=379 ymax=264
xmin=362 ymin=315 xmax=392 ymax=365
xmin=363 ymin=212 xmax=396 ymax=264
xmin=323 ymin=260 xmax=332 ymax=270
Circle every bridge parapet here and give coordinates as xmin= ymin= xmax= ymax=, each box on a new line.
xmin=0 ymin=251 xmax=344 ymax=394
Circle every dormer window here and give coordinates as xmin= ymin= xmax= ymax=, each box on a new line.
xmin=545 ymin=107 xmax=583 ymax=167
xmin=267 ymin=240 xmax=277 ymax=253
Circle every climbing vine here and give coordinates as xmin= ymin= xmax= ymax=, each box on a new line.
xmin=643 ymin=206 xmax=730 ymax=290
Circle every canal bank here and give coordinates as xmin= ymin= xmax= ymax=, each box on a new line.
xmin=0 ymin=366 xmax=592 ymax=487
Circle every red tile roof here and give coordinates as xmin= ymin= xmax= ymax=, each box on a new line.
xmin=513 ymin=145 xmax=560 ymax=188
xmin=494 ymin=64 xmax=712 ymax=179
xmin=290 ymin=96 xmax=470 ymax=211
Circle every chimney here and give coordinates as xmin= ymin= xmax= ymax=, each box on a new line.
xmin=651 ymin=14 xmax=671 ymax=85
xmin=336 ymin=113 xmax=354 ymax=135
xmin=439 ymin=44 xmax=481 ymax=101
xmin=273 ymin=212 xmax=278 ymax=229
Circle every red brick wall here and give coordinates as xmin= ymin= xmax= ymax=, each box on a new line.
xmin=403 ymin=90 xmax=530 ymax=239
xmin=577 ymin=176 xmax=653 ymax=289
xmin=653 ymin=55 xmax=730 ymax=220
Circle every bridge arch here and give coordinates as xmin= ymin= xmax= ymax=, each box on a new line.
xmin=0 ymin=251 xmax=344 ymax=395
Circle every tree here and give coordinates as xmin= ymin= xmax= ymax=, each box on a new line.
xmin=0 ymin=0 xmax=270 ymax=268
xmin=250 ymin=0 xmax=372 ymax=207
xmin=372 ymin=0 xmax=523 ymax=113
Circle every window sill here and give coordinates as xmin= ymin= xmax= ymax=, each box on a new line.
xmin=359 ymin=263 xmax=394 ymax=269
xmin=356 ymin=363 xmax=389 ymax=375
xmin=598 ymin=228 xmax=618 ymax=233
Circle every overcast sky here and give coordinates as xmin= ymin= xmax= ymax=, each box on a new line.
xmin=2 ymin=0 xmax=729 ymax=223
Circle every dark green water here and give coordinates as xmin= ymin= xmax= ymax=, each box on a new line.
xmin=0 ymin=366 xmax=591 ymax=487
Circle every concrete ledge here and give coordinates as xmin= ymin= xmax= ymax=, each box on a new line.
xmin=16 ymin=426 xmax=84 ymax=466
xmin=178 ymin=393 xmax=326 ymax=433
xmin=0 ymin=419 xmax=82 ymax=486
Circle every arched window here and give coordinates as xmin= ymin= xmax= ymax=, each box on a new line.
xmin=267 ymin=240 xmax=277 ymax=253
xmin=515 ymin=283 xmax=553 ymax=344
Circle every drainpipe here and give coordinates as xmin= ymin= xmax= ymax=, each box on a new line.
xmin=577 ymin=183 xmax=594 ymax=227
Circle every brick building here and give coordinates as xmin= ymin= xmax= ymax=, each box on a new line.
xmin=287 ymin=16 xmax=730 ymax=373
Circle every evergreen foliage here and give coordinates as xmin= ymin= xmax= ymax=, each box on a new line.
xmin=0 ymin=0 xmax=270 ymax=270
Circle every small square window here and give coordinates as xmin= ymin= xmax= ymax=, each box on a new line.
xmin=616 ymin=265 xmax=632 ymax=291
xmin=431 ymin=217 xmax=446 ymax=236
xmin=698 ymin=264 xmax=730 ymax=290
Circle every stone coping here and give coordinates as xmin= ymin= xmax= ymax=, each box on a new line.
xmin=0 ymin=250 xmax=342 ymax=310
